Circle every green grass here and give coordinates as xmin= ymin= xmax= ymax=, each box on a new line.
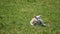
xmin=0 ymin=0 xmax=60 ymax=34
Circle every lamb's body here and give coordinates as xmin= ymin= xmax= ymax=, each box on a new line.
xmin=30 ymin=15 xmax=46 ymax=26
xmin=30 ymin=18 xmax=37 ymax=25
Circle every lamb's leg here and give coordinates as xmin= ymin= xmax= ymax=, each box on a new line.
xmin=37 ymin=20 xmax=42 ymax=25
xmin=37 ymin=20 xmax=46 ymax=26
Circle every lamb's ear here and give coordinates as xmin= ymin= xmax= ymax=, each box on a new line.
xmin=34 ymin=16 xmax=36 ymax=18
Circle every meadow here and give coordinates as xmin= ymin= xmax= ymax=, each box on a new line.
xmin=0 ymin=0 xmax=60 ymax=34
